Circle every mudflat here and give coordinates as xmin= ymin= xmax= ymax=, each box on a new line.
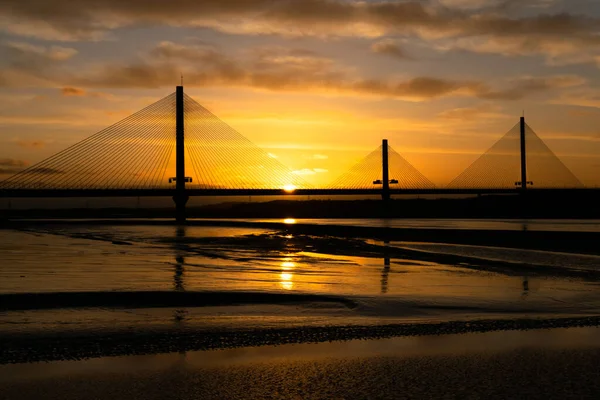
xmin=2 ymin=327 xmax=599 ymax=400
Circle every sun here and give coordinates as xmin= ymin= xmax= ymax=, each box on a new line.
xmin=283 ymin=184 xmax=297 ymax=192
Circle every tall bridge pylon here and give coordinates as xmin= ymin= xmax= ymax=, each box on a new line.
xmin=174 ymin=86 xmax=188 ymax=223
xmin=0 ymin=86 xmax=312 ymax=221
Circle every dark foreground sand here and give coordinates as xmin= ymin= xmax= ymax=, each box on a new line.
xmin=2 ymin=348 xmax=599 ymax=399
xmin=2 ymin=327 xmax=600 ymax=400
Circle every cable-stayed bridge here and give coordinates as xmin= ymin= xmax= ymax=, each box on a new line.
xmin=0 ymin=86 xmax=591 ymax=221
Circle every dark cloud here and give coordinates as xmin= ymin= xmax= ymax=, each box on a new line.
xmin=351 ymin=77 xmax=470 ymax=98
xmin=0 ymin=42 xmax=78 ymax=86
xmin=70 ymin=45 xmax=471 ymax=98
xmin=0 ymin=158 xmax=29 ymax=167
xmin=16 ymin=140 xmax=46 ymax=149
xmin=568 ymin=109 xmax=598 ymax=118
xmin=61 ymin=87 xmax=86 ymax=96
xmin=0 ymin=40 xmax=584 ymax=101
xmin=437 ymin=104 xmax=506 ymax=120
xmin=0 ymin=0 xmax=598 ymax=47
xmin=67 ymin=42 xmax=582 ymax=101
xmin=370 ymin=39 xmax=412 ymax=59
xmin=2 ymin=42 xmax=77 ymax=67
xmin=476 ymin=76 xmax=585 ymax=100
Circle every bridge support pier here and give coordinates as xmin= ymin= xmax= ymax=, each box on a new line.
xmin=382 ymin=139 xmax=390 ymax=202
xmin=174 ymin=194 xmax=189 ymax=224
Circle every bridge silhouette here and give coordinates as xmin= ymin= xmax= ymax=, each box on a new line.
xmin=0 ymin=86 xmax=589 ymax=221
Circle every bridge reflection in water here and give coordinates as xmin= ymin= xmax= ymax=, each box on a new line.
xmin=173 ymin=226 xmax=187 ymax=329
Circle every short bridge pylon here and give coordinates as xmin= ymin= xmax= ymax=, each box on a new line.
xmin=447 ymin=117 xmax=584 ymax=189
xmin=328 ymin=140 xmax=435 ymax=199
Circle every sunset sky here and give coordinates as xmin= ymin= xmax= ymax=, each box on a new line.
xmin=2 ymin=0 xmax=600 ymax=187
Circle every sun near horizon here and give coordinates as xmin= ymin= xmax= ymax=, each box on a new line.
xmin=1 ymin=1 xmax=600 ymax=188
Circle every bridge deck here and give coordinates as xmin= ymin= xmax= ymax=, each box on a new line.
xmin=0 ymin=188 xmax=598 ymax=198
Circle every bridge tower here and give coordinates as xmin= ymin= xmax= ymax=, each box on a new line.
xmin=173 ymin=85 xmax=189 ymax=223
xmin=382 ymin=139 xmax=390 ymax=201
xmin=520 ymin=116 xmax=527 ymax=191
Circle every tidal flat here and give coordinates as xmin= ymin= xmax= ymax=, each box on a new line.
xmin=2 ymin=219 xmax=600 ymax=397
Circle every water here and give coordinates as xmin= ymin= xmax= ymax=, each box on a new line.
xmin=220 ymin=218 xmax=600 ymax=232
xmin=2 ymin=219 xmax=600 ymax=337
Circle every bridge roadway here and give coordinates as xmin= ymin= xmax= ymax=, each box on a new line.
xmin=0 ymin=188 xmax=598 ymax=198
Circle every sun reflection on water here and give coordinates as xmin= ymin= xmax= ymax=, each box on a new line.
xmin=280 ymin=261 xmax=296 ymax=290
xmin=281 ymin=261 xmax=295 ymax=269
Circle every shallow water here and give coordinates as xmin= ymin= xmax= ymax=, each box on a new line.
xmin=2 ymin=221 xmax=600 ymax=337
xmin=223 ymin=218 xmax=600 ymax=232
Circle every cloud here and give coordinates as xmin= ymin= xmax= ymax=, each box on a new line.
xmin=0 ymin=159 xmax=29 ymax=176
xmin=441 ymin=0 xmax=558 ymax=10
xmin=15 ymin=140 xmax=46 ymax=149
xmin=567 ymin=109 xmax=598 ymax=118
xmin=552 ymin=88 xmax=600 ymax=108
xmin=0 ymin=1 xmax=446 ymax=40
xmin=0 ymin=158 xmax=28 ymax=167
xmin=53 ymin=42 xmax=586 ymax=101
xmin=0 ymin=42 xmax=78 ymax=87
xmin=61 ymin=87 xmax=86 ymax=96
xmin=435 ymin=34 xmax=600 ymax=65
xmin=75 ymin=62 xmax=465 ymax=99
xmin=4 ymin=42 xmax=77 ymax=62
xmin=313 ymin=154 xmax=328 ymax=159
xmin=0 ymin=0 xmax=598 ymax=59
xmin=475 ymin=75 xmax=585 ymax=100
xmin=439 ymin=0 xmax=503 ymax=9
xmin=438 ymin=104 xmax=508 ymax=120
xmin=370 ymin=39 xmax=411 ymax=59
xmin=0 ymin=40 xmax=585 ymax=102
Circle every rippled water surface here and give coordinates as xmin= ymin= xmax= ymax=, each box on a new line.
xmin=2 ymin=220 xmax=600 ymax=334
xmin=229 ymin=218 xmax=600 ymax=232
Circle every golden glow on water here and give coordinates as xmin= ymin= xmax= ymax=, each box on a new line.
xmin=280 ymin=273 xmax=294 ymax=290
xmin=280 ymin=261 xmax=296 ymax=290
xmin=283 ymin=184 xmax=297 ymax=192
xmin=3 ymin=226 xmax=598 ymax=309
xmin=281 ymin=261 xmax=295 ymax=270
xmin=283 ymin=218 xmax=297 ymax=224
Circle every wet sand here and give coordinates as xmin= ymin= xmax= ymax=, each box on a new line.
xmin=2 ymin=222 xmax=600 ymax=397
xmin=2 ymin=327 xmax=600 ymax=400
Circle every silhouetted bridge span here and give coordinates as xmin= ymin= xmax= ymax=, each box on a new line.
xmin=2 ymin=188 xmax=598 ymax=198
xmin=0 ymin=86 xmax=588 ymax=221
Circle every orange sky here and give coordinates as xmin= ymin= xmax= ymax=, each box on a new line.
xmin=2 ymin=0 xmax=600 ymax=188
